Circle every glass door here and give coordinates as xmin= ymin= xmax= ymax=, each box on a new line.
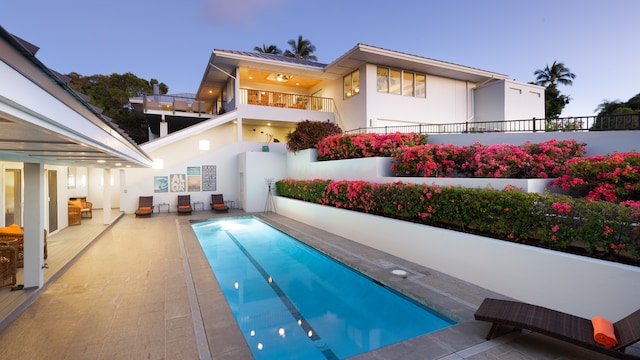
xmin=4 ymin=169 xmax=22 ymax=226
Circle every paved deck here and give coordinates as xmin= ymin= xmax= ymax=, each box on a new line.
xmin=0 ymin=209 xmax=636 ymax=359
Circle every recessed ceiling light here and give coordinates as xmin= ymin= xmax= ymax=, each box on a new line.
xmin=97 ymin=160 xmax=106 ymax=163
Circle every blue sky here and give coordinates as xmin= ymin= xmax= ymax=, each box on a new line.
xmin=2 ymin=0 xmax=638 ymax=117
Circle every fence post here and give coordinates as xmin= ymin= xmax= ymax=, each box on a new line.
xmin=533 ymin=118 xmax=536 ymax=132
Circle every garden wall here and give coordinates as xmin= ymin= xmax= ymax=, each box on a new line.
xmin=275 ymin=196 xmax=640 ymax=321
xmin=286 ymin=149 xmax=554 ymax=193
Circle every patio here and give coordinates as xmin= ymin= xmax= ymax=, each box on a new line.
xmin=0 ymin=209 xmax=635 ymax=359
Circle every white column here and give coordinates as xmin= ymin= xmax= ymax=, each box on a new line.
xmin=102 ymin=168 xmax=112 ymax=225
xmin=160 ymin=113 xmax=168 ymax=137
xmin=237 ymin=117 xmax=243 ymax=142
xmin=23 ymin=162 xmax=45 ymax=288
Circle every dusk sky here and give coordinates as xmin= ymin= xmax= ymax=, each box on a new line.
xmin=2 ymin=0 xmax=638 ymax=117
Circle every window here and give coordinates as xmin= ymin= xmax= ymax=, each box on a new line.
xmin=416 ymin=74 xmax=426 ymax=98
xmin=377 ymin=66 xmax=426 ymax=98
xmin=376 ymin=67 xmax=389 ymax=93
xmin=403 ymin=72 xmax=414 ymax=97
xmin=343 ymin=69 xmax=360 ymax=99
xmin=389 ymin=69 xmax=401 ymax=95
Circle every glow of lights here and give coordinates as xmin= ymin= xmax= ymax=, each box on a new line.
xmin=97 ymin=159 xmax=106 ymax=163
xmin=278 ymin=328 xmax=285 ymax=338
xmin=257 ymin=343 xmax=263 ymax=350
xmin=152 ymin=159 xmax=164 ymax=169
xmin=298 ymin=319 xmax=302 ymax=326
xmin=308 ymin=330 xmax=313 ymax=337
xmin=234 ymin=282 xmax=239 ymax=289
xmin=199 ymin=140 xmax=210 ymax=150
xmin=250 ymin=330 xmax=255 ymax=336
xmin=268 ymin=277 xmax=272 ymax=283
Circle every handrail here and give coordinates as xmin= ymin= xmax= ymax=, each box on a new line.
xmin=239 ymin=88 xmax=334 ymax=113
xmin=345 ymin=114 xmax=640 ymax=134
xmin=142 ymin=94 xmax=217 ymax=115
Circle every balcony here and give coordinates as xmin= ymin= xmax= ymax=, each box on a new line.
xmin=136 ymin=94 xmax=218 ymax=116
xmin=239 ymin=89 xmax=334 ymax=112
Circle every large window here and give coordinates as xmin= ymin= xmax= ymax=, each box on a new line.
xmin=377 ymin=66 xmax=426 ymax=98
xmin=376 ymin=67 xmax=389 ymax=93
xmin=343 ymin=69 xmax=360 ymax=99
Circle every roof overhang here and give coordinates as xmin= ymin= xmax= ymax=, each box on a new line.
xmin=0 ymin=26 xmax=153 ymax=169
xmin=325 ymin=44 xmax=510 ymax=84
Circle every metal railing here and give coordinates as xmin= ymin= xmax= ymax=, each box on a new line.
xmin=142 ymin=94 xmax=217 ymax=115
xmin=239 ymin=88 xmax=334 ymax=112
xmin=346 ymin=114 xmax=640 ymax=134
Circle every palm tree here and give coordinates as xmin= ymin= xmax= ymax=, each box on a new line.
xmin=283 ymin=35 xmax=317 ymax=61
xmin=254 ymin=44 xmax=282 ymax=55
xmin=534 ymin=61 xmax=576 ymax=87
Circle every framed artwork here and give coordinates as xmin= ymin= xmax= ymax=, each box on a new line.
xmin=154 ymin=176 xmax=168 ymax=193
xmin=170 ymin=174 xmax=186 ymax=192
xmin=202 ymin=165 xmax=217 ymax=191
xmin=188 ymin=175 xmax=201 ymax=192
xmin=187 ymin=166 xmax=200 ymax=176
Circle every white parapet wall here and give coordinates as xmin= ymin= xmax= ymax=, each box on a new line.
xmin=275 ymin=196 xmax=640 ymax=321
xmin=286 ymin=149 xmax=554 ymax=193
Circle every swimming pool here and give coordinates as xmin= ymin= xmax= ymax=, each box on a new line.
xmin=192 ymin=217 xmax=454 ymax=359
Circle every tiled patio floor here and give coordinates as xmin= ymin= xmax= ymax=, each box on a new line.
xmin=0 ymin=209 xmax=636 ymax=359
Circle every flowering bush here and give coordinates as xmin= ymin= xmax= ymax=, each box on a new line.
xmin=551 ymin=152 xmax=640 ymax=203
xmin=276 ymin=178 xmax=640 ymax=263
xmin=316 ymin=132 xmax=428 ymax=160
xmin=392 ymin=139 xmax=585 ymax=178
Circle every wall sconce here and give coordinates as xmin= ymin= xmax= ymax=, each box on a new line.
xmin=199 ymin=140 xmax=210 ymax=150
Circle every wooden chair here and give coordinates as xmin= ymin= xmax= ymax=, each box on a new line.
xmin=177 ymin=195 xmax=192 ymax=215
xmin=135 ymin=196 xmax=154 ymax=217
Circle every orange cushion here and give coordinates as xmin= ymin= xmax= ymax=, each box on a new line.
xmin=139 ymin=207 xmax=152 ymax=211
xmin=0 ymin=224 xmax=22 ymax=234
xmin=68 ymin=199 xmax=83 ymax=209
xmin=178 ymin=205 xmax=191 ymax=209
xmin=592 ymin=316 xmax=618 ymax=348
xmin=213 ymin=204 xmax=225 ymax=207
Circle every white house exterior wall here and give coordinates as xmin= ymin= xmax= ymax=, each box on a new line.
xmin=474 ymin=79 xmax=545 ymax=123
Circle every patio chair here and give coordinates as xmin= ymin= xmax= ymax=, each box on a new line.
xmin=210 ymin=194 xmax=229 ymax=213
xmin=173 ymin=99 xmax=188 ymax=112
xmin=0 ymin=242 xmax=17 ymax=288
xmin=135 ymin=196 xmax=154 ymax=217
xmin=0 ymin=224 xmax=23 ymax=268
xmin=474 ymin=298 xmax=640 ymax=359
xmin=69 ymin=198 xmax=92 ymax=219
xmin=177 ymin=195 xmax=192 ymax=215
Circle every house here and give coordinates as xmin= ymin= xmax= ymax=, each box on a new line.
xmin=0 ymin=26 xmax=152 ymax=289
xmin=122 ymin=44 xmax=544 ymax=213
xmin=1 ymin=26 xmax=547 ymax=289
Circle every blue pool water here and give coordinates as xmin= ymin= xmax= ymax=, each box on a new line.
xmin=192 ymin=217 xmax=454 ymax=359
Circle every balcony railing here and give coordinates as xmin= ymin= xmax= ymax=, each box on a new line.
xmin=142 ymin=94 xmax=216 ymax=115
xmin=239 ymin=89 xmax=334 ymax=112
xmin=346 ymin=114 xmax=640 ymax=134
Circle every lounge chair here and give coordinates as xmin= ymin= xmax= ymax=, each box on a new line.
xmin=192 ymin=100 xmax=207 ymax=113
xmin=210 ymin=194 xmax=229 ymax=213
xmin=135 ymin=196 xmax=154 ymax=217
xmin=474 ymin=298 xmax=640 ymax=359
xmin=177 ymin=195 xmax=192 ymax=215
xmin=173 ymin=99 xmax=188 ymax=112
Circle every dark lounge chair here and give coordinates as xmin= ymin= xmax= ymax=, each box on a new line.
xmin=177 ymin=195 xmax=192 ymax=215
xmin=474 ymin=298 xmax=640 ymax=359
xmin=135 ymin=196 xmax=154 ymax=217
xmin=210 ymin=194 xmax=229 ymax=213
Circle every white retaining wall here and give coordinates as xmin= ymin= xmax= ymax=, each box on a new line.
xmin=275 ymin=196 xmax=640 ymax=321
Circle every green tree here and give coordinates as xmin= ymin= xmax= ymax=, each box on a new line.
xmin=284 ymin=35 xmax=317 ymax=61
xmin=254 ymin=44 xmax=282 ymax=54
xmin=594 ymin=95 xmax=640 ymax=130
xmin=534 ymin=61 xmax=576 ymax=87
xmin=534 ymin=61 xmax=576 ymax=119
xmin=68 ymin=72 xmax=168 ymax=144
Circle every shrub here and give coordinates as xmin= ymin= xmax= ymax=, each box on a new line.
xmin=286 ymin=120 xmax=342 ymax=152
xmin=551 ymin=152 xmax=640 ymax=203
xmin=316 ymin=132 xmax=428 ymax=160
xmin=276 ymin=178 xmax=640 ymax=263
